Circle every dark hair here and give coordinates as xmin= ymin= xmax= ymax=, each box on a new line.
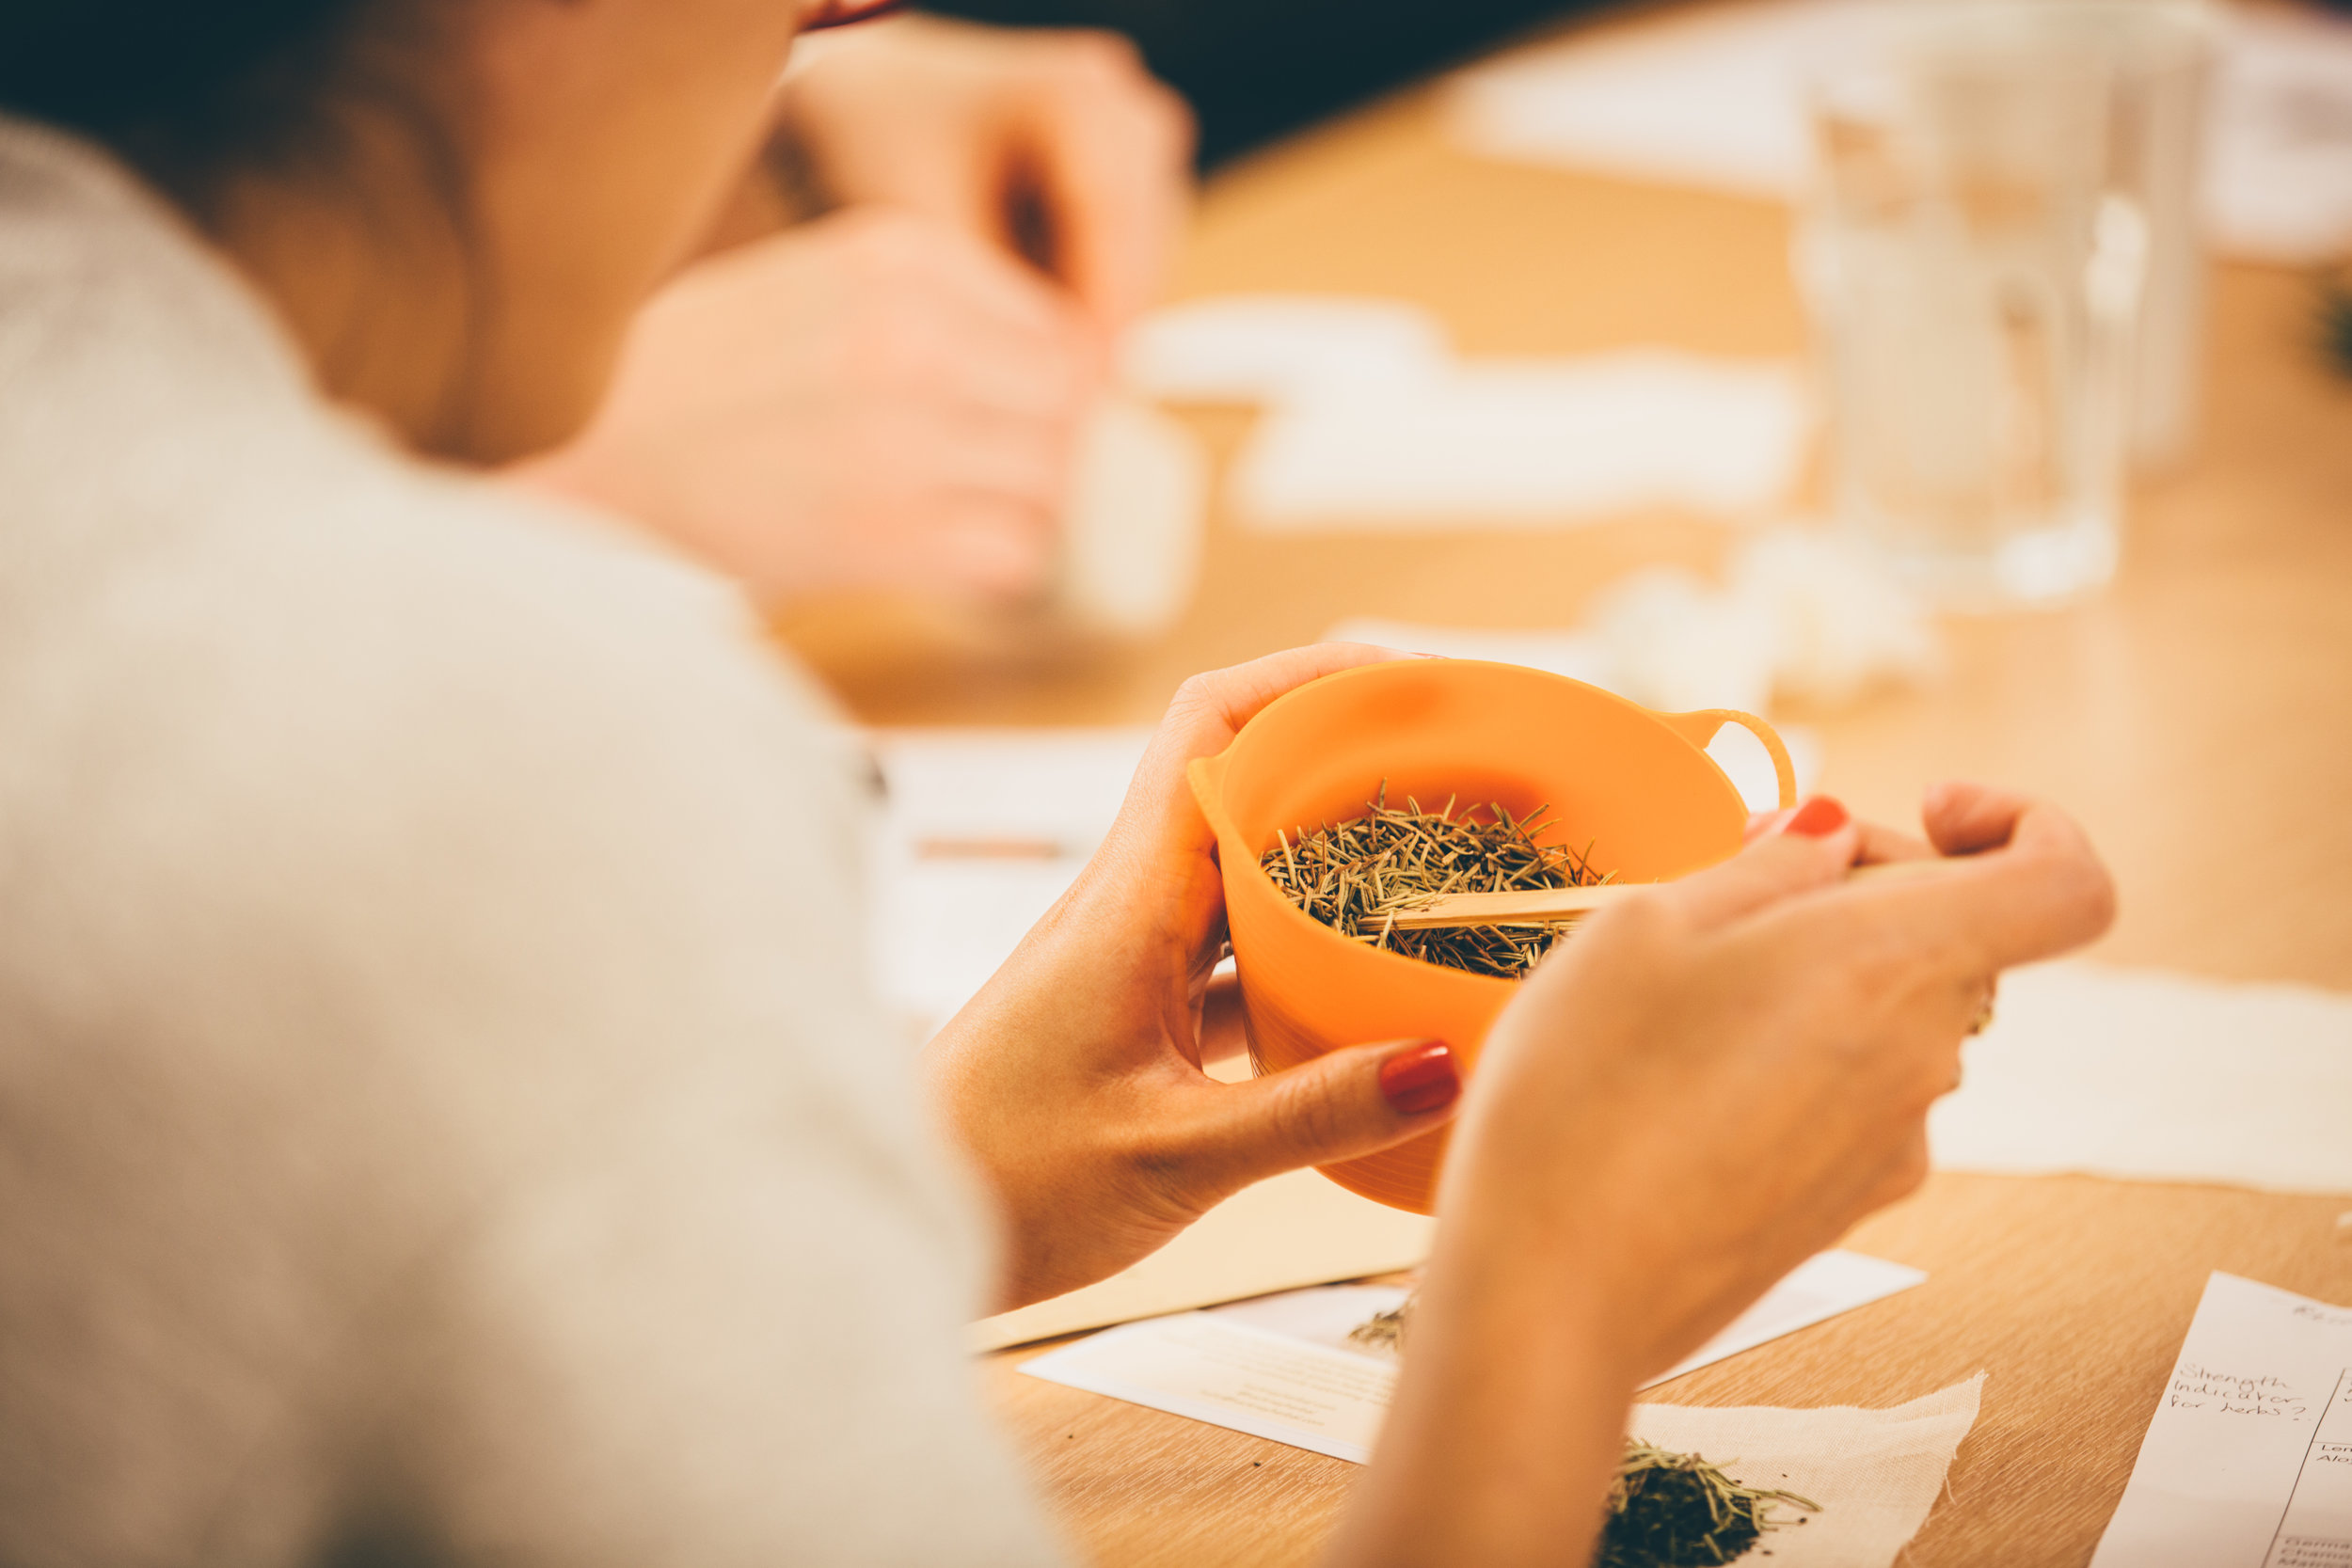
xmin=0 ymin=2 xmax=383 ymax=203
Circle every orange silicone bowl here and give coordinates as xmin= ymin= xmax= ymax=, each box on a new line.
xmin=1187 ymin=659 xmax=1794 ymax=1214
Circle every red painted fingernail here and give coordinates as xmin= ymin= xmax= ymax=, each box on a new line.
xmin=1378 ymin=1041 xmax=1458 ymax=1117
xmin=1783 ymin=795 xmax=1851 ymax=837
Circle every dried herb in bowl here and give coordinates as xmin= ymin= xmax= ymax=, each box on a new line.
xmin=1260 ymin=788 xmax=1607 ymax=979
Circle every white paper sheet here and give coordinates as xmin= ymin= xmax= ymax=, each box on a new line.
xmin=1022 ymin=1249 xmax=1924 ymax=1463
xmin=1450 ymin=0 xmax=2352 ymax=263
xmin=1232 ymin=353 xmax=1811 ymax=528
xmin=1931 ymin=962 xmax=2352 ymax=1196
xmin=2200 ymin=7 xmax=2352 ymax=263
xmin=1120 ymin=294 xmax=1452 ymax=404
xmin=1056 ymin=398 xmax=1207 ymax=638
xmin=1120 ymin=297 xmax=1812 ymax=530
xmin=2091 ymin=1273 xmax=2352 ymax=1566
xmin=866 ymin=728 xmax=1151 ymax=1032
xmin=1452 ymin=0 xmax=1882 ymax=200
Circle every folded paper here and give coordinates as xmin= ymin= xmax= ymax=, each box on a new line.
xmin=973 ymin=1173 xmax=1436 ymax=1353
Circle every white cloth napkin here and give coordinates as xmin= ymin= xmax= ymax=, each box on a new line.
xmin=1325 ymin=527 xmax=1938 ymax=727
xmin=1931 ymin=961 xmax=2352 ymax=1195
xmin=1626 ymin=1377 xmax=1987 ymax=1568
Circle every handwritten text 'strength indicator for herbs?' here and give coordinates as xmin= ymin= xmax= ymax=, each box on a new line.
xmin=2169 ymin=1364 xmax=2312 ymax=1420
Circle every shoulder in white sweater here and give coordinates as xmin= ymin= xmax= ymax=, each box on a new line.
xmin=0 ymin=119 xmax=1061 ymax=1568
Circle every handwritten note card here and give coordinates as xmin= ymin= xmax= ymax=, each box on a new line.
xmin=2092 ymin=1273 xmax=2352 ymax=1567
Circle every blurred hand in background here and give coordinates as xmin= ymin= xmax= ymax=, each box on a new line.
xmin=519 ymin=207 xmax=1097 ymax=603
xmin=779 ymin=15 xmax=1195 ymax=339
xmin=513 ymin=17 xmax=1195 ymax=605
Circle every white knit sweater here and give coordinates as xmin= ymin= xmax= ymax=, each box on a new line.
xmin=0 ymin=119 xmax=1061 ymax=1567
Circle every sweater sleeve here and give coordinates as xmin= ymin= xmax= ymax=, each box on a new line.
xmin=0 ymin=455 xmax=1068 ymax=1567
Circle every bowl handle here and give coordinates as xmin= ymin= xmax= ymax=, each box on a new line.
xmin=1187 ymin=750 xmax=1240 ymax=843
xmin=1659 ymin=708 xmax=1797 ymax=810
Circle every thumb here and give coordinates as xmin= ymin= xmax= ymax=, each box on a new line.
xmin=1662 ymin=794 xmax=1861 ymax=931
xmin=1160 ymin=1038 xmax=1461 ymax=1202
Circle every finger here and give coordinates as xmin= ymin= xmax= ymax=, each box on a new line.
xmin=1199 ymin=970 xmax=1248 ymax=1067
xmin=1014 ymin=35 xmax=1194 ymax=330
xmin=932 ymin=294 xmax=1098 ymax=424
xmin=1155 ymin=643 xmax=1421 ymax=758
xmin=1159 ymin=1038 xmax=1459 ymax=1199
xmin=1861 ymin=786 xmax=2116 ymax=972
xmin=888 ymin=237 xmax=1098 ymax=420
xmin=1854 ymin=817 xmax=1936 ymax=865
xmin=842 ymin=369 xmax=1076 ymax=530
xmin=1746 ymin=810 xmax=1929 ymax=865
xmin=922 ymin=501 xmax=1057 ymax=597
xmin=1920 ymin=779 xmax=2046 ymax=857
xmin=1660 ymin=794 xmax=1861 ymax=931
xmin=1104 ymin=645 xmax=1427 ymax=905
xmin=827 ymin=209 xmax=1098 ymax=417
xmin=921 ymin=404 xmax=1074 ymax=506
xmin=822 ymin=129 xmax=1002 ymax=252
xmin=1859 ymin=1127 xmax=1934 ymax=1213
xmin=915 ymin=218 xmax=1099 ymax=357
xmin=1121 ymin=644 xmax=1423 ymax=849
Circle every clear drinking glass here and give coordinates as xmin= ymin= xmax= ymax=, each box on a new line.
xmin=1798 ymin=2 xmax=2190 ymax=608
xmin=2094 ymin=0 xmax=2217 ymax=467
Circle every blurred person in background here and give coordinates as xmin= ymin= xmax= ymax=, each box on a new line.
xmin=0 ymin=2 xmax=2113 ymax=1565
xmin=929 ymin=0 xmax=1599 ymax=166
xmin=517 ymin=14 xmax=1194 ymax=605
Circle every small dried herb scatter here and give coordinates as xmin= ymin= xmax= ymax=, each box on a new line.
xmin=1597 ymin=1440 xmax=1819 ymax=1568
xmin=1260 ymin=788 xmax=1606 ymax=978
xmin=2323 ymin=264 xmax=2352 ymax=380
xmin=1345 ymin=1299 xmax=1411 ymax=1354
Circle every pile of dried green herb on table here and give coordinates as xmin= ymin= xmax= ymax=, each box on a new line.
xmin=1344 ymin=1298 xmax=1820 ymax=1565
xmin=1260 ymin=788 xmax=1606 ymax=979
xmin=1597 ymin=1440 xmax=1817 ymax=1568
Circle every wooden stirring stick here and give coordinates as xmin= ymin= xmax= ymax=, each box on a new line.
xmin=1384 ymin=856 xmax=1955 ymax=931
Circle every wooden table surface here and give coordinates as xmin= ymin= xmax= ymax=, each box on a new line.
xmin=781 ymin=12 xmax=2352 ymax=1562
